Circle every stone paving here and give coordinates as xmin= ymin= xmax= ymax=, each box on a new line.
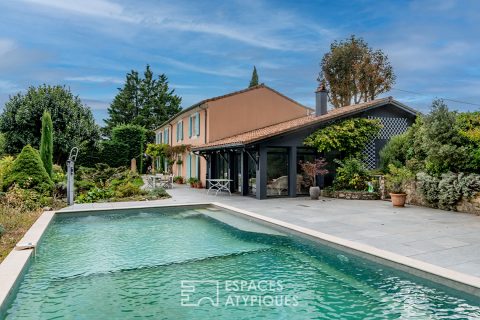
xmin=63 ymin=184 xmax=480 ymax=278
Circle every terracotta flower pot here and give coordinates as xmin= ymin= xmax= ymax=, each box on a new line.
xmin=390 ymin=193 xmax=407 ymax=207
xmin=309 ymin=186 xmax=320 ymax=200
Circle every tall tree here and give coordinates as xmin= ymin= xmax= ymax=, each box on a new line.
xmin=249 ymin=66 xmax=259 ymax=87
xmin=319 ymin=35 xmax=395 ymax=108
xmin=39 ymin=111 xmax=53 ymax=178
xmin=104 ymin=65 xmax=182 ymax=135
xmin=0 ymin=85 xmax=100 ymax=164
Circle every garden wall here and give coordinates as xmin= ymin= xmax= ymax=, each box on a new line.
xmin=404 ymin=181 xmax=480 ymax=215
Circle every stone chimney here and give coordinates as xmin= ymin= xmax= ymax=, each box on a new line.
xmin=315 ymin=83 xmax=328 ymax=116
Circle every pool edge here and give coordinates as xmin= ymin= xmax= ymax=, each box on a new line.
xmin=0 ymin=210 xmax=56 ymax=313
xmin=1 ymin=201 xmax=480 ymax=314
xmin=212 ymin=202 xmax=480 ymax=298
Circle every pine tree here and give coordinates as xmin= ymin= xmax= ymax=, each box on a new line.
xmin=249 ymin=66 xmax=259 ymax=87
xmin=104 ymin=65 xmax=182 ymax=135
xmin=39 ymin=111 xmax=53 ymax=178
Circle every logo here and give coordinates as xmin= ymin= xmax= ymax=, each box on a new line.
xmin=180 ymin=280 xmax=298 ymax=308
xmin=180 ymin=280 xmax=220 ymax=307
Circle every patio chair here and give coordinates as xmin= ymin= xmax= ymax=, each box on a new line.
xmin=267 ymin=176 xmax=288 ymax=195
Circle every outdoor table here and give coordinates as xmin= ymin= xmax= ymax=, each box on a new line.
xmin=206 ymin=179 xmax=233 ymax=196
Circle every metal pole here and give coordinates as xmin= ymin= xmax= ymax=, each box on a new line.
xmin=67 ymin=160 xmax=74 ymax=205
xmin=66 ymin=147 xmax=79 ymax=206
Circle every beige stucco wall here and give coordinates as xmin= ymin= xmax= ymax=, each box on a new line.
xmin=207 ymin=86 xmax=310 ymax=142
xmin=153 ymin=86 xmax=311 ymax=185
xmin=155 ymin=108 xmax=207 ymax=185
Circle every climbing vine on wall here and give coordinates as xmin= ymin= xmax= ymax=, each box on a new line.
xmin=304 ymin=118 xmax=382 ymax=156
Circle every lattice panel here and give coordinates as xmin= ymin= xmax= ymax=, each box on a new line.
xmin=363 ymin=117 xmax=409 ymax=169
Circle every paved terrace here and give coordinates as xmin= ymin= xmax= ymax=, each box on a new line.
xmin=64 ymin=184 xmax=480 ymax=278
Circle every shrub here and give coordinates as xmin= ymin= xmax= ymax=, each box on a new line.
xmin=100 ymin=140 xmax=130 ymax=168
xmin=0 ymin=156 xmax=14 ymax=187
xmin=0 ymin=224 xmax=4 ymax=237
xmin=379 ymin=133 xmax=409 ymax=171
xmin=114 ymin=182 xmax=144 ymax=198
xmin=148 ymin=187 xmax=169 ymax=198
xmin=384 ymin=164 xmax=414 ymax=194
xmin=3 ymin=145 xmax=53 ymax=193
xmin=52 ymin=164 xmax=65 ymax=183
xmin=39 ymin=111 xmax=53 ymax=178
xmin=333 ymin=157 xmax=371 ymax=191
xmin=110 ymin=124 xmax=146 ymax=171
xmin=76 ymin=188 xmax=115 ymax=203
xmin=417 ymin=172 xmax=480 ymax=210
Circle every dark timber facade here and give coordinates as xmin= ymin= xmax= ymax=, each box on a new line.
xmin=193 ymin=96 xmax=417 ymax=200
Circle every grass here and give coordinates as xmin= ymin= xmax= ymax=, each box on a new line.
xmin=0 ymin=204 xmax=43 ymax=262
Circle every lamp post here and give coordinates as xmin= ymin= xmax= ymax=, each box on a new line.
xmin=66 ymin=147 xmax=79 ymax=205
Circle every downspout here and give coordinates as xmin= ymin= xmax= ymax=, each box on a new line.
xmin=199 ymin=104 xmax=208 ymax=185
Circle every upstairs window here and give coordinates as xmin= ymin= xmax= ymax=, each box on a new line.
xmin=177 ymin=121 xmax=183 ymax=142
xmin=164 ymin=128 xmax=169 ymax=145
xmin=189 ymin=112 xmax=200 ymax=137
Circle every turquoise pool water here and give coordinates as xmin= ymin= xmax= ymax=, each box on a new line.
xmin=3 ymin=206 xmax=480 ymax=319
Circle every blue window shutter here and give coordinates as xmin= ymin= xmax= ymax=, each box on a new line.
xmin=180 ymin=121 xmax=184 ymax=140
xmin=189 ymin=116 xmax=192 ymax=137
xmin=195 ymin=113 xmax=200 ymax=136
xmin=176 ymin=124 xmax=179 ymax=142
xmin=186 ymin=154 xmax=191 ymax=179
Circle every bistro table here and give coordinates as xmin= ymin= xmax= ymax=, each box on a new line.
xmin=206 ymin=179 xmax=233 ymax=196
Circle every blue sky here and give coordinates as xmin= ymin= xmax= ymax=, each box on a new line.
xmin=0 ymin=0 xmax=479 ymax=124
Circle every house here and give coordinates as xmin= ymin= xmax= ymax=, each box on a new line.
xmin=154 ymin=85 xmax=312 ymax=185
xmin=192 ymin=86 xmax=418 ymax=199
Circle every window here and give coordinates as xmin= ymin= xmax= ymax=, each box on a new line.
xmin=164 ymin=128 xmax=169 ymax=145
xmin=266 ymin=147 xmax=289 ymax=197
xmin=189 ymin=112 xmax=200 ymax=138
xmin=156 ymin=132 xmax=163 ymax=144
xmin=176 ymin=121 xmax=183 ymax=142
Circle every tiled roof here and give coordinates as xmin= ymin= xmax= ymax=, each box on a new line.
xmin=154 ymin=84 xmax=311 ymax=131
xmin=193 ymin=97 xmax=416 ymax=151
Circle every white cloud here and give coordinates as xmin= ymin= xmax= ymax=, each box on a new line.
xmin=20 ymin=0 xmax=138 ymax=22
xmin=155 ymin=56 xmax=248 ymax=78
xmin=65 ymin=76 xmax=123 ymax=84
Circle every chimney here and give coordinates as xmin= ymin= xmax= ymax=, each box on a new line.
xmin=315 ymin=83 xmax=328 ymax=116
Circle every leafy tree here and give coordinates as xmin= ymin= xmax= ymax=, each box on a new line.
xmin=39 ymin=111 xmax=53 ymax=177
xmin=249 ymin=66 xmax=259 ymax=87
xmin=145 ymin=143 xmax=168 ymax=173
xmin=319 ymin=35 xmax=395 ymax=108
xmin=99 ymin=124 xmax=147 ymax=169
xmin=0 ymin=85 xmax=100 ymax=164
xmin=304 ymin=118 xmax=382 ymax=156
xmin=3 ymin=145 xmax=53 ymax=193
xmin=415 ymin=100 xmax=471 ymax=175
xmin=104 ymin=65 xmax=182 ymax=135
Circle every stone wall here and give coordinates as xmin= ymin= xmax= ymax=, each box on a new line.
xmin=404 ymin=180 xmax=480 ymax=215
xmin=321 ymin=190 xmax=379 ymax=200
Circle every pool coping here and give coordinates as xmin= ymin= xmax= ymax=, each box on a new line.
xmin=1 ymin=202 xmax=479 ymax=312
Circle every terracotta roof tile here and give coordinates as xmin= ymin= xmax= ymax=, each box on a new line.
xmin=193 ymin=97 xmax=415 ymax=151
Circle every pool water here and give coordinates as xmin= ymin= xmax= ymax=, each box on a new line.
xmin=3 ymin=207 xmax=480 ymax=319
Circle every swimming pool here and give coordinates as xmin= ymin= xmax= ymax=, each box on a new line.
xmin=2 ymin=205 xmax=480 ymax=319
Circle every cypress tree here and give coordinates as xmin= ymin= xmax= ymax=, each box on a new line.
xmin=249 ymin=66 xmax=259 ymax=87
xmin=39 ymin=111 xmax=53 ymax=177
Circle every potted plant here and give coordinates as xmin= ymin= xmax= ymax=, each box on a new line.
xmin=187 ymin=177 xmax=199 ymax=188
xmin=173 ymin=176 xmax=184 ymax=184
xmin=299 ymin=158 xmax=329 ymax=200
xmin=195 ymin=180 xmax=203 ymax=189
xmin=385 ymin=164 xmax=414 ymax=207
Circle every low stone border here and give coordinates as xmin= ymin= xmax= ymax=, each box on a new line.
xmin=321 ymin=189 xmax=379 ymax=200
